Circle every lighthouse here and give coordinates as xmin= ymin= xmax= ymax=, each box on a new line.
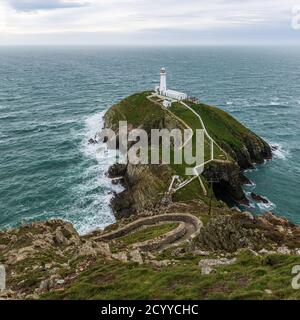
xmin=159 ymin=67 xmax=167 ymax=94
xmin=155 ymin=67 xmax=188 ymax=101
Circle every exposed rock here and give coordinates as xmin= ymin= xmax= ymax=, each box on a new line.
xmin=198 ymin=258 xmax=237 ymax=275
xmin=203 ymin=161 xmax=249 ymax=205
xmin=258 ymin=248 xmax=276 ymax=255
xmin=129 ymin=249 xmax=143 ymax=265
xmin=96 ymin=242 xmax=111 ymax=258
xmin=88 ymin=138 xmax=98 ymax=144
xmin=147 ymin=260 xmax=174 ymax=267
xmin=54 ymin=227 xmax=69 ymax=246
xmin=171 ymin=247 xmax=187 ymax=257
xmin=192 ymin=249 xmax=210 ymax=256
xmin=251 ymin=192 xmax=269 ymax=204
xmin=271 ymin=145 xmax=278 ymax=152
xmin=56 ymin=279 xmax=65 ymax=285
xmin=112 ymin=251 xmax=128 ymax=263
xmin=39 ymin=279 xmax=50 ymax=293
xmin=145 ymin=252 xmax=156 ymax=260
xmin=0 ymin=289 xmax=18 ymax=299
xmin=107 ymin=163 xmax=127 ymax=178
xmin=111 ymin=163 xmax=173 ymax=218
xmin=239 ymin=174 xmax=253 ymax=186
xmin=243 ymin=211 xmax=254 ymax=220
xmin=76 ymin=241 xmax=111 ymax=258
xmin=194 ymin=211 xmax=300 ymax=252
xmin=265 ymin=289 xmax=273 ymax=295
xmin=201 ymin=265 xmax=215 ymax=275
xmin=277 ymin=246 xmax=291 ymax=255
xmin=7 ymin=246 xmax=36 ymax=265
xmin=104 ymin=92 xmax=272 ymax=215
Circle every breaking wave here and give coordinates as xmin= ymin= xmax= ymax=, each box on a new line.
xmin=271 ymin=142 xmax=290 ymax=160
xmin=66 ymin=112 xmax=123 ymax=235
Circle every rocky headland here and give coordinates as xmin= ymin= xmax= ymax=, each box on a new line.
xmin=1 ymin=91 xmax=299 ymax=300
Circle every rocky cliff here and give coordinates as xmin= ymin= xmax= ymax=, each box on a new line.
xmin=103 ymin=91 xmax=272 ymax=217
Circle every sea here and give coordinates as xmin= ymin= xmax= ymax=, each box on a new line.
xmin=0 ymin=46 xmax=299 ymax=234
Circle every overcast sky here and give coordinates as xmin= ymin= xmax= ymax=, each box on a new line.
xmin=0 ymin=0 xmax=300 ymax=45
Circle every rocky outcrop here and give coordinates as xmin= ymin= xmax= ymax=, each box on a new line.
xmin=110 ymin=163 xmax=174 ymax=218
xmin=203 ymin=161 xmax=249 ymax=205
xmin=199 ymin=257 xmax=237 ymax=275
xmin=251 ymin=192 xmax=269 ymax=204
xmin=193 ymin=211 xmax=300 ymax=252
xmin=102 ymin=92 xmax=272 ymax=216
xmin=229 ymin=137 xmax=272 ymax=169
xmin=0 ymin=220 xmax=111 ymax=299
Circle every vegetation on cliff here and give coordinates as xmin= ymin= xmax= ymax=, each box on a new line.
xmin=1 ymin=91 xmax=298 ymax=301
xmin=104 ymin=91 xmax=271 ymax=216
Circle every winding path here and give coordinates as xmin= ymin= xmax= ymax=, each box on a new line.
xmin=147 ymin=94 xmax=230 ymax=196
xmin=94 ymin=213 xmax=202 ymax=252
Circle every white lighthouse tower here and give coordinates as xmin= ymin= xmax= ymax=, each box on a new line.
xmin=159 ymin=67 xmax=167 ymax=94
xmin=154 ymin=67 xmax=188 ymax=102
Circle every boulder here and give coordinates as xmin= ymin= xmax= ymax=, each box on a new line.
xmin=251 ymin=192 xmax=269 ymax=204
xmin=54 ymin=227 xmax=69 ymax=246
xmin=76 ymin=241 xmax=98 ymax=257
xmin=112 ymin=252 xmax=128 ymax=263
xmin=201 ymin=265 xmax=215 ymax=275
xmin=277 ymin=246 xmax=291 ymax=255
xmin=198 ymin=258 xmax=237 ymax=275
xmin=107 ymin=164 xmax=127 ymax=178
xmin=39 ymin=279 xmax=50 ymax=292
xmin=193 ymin=250 xmax=210 ymax=257
xmin=129 ymin=250 xmax=143 ymax=265
xmin=88 ymin=138 xmax=97 ymax=144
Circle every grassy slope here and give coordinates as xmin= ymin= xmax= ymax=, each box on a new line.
xmin=39 ymin=93 xmax=298 ymax=300
xmin=169 ymin=102 xmax=227 ymax=161
xmin=105 ymin=91 xmax=164 ymax=129
xmin=186 ymin=101 xmax=265 ymax=154
xmin=105 ymin=91 xmax=261 ymax=204
xmin=107 ymin=91 xmax=266 ymax=160
xmin=43 ymin=252 xmax=300 ymax=300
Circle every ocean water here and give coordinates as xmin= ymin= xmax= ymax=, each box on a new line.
xmin=0 ymin=46 xmax=299 ymax=233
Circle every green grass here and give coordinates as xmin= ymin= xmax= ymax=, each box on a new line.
xmin=169 ymin=102 xmax=227 ymax=161
xmin=106 ymin=91 xmax=164 ymax=130
xmin=104 ymin=91 xmax=268 ymax=204
xmin=185 ymin=101 xmax=264 ymax=154
xmin=42 ymin=252 xmax=300 ymax=300
xmin=117 ymin=223 xmax=179 ymax=246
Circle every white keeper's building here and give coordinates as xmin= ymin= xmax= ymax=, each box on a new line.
xmin=155 ymin=67 xmax=188 ymax=101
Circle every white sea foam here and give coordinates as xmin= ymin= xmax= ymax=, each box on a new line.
xmin=270 ymin=97 xmax=280 ymax=106
xmin=244 ymin=180 xmax=256 ymax=189
xmin=67 ymin=111 xmax=123 ymax=235
xmin=243 ymin=190 xmax=277 ymax=214
xmin=244 ymin=166 xmax=258 ymax=173
xmin=257 ymin=200 xmax=277 ymax=212
xmin=271 ymin=142 xmax=290 ymax=160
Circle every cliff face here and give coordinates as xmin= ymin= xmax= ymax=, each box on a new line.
xmin=110 ymin=163 xmax=174 ymax=218
xmin=194 ymin=211 xmax=300 ymax=252
xmin=1 ymin=210 xmax=300 ymax=300
xmin=183 ymin=101 xmax=272 ymax=169
xmin=103 ymin=92 xmax=272 ymax=217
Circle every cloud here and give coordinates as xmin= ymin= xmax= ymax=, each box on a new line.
xmin=7 ymin=0 xmax=86 ymax=12
xmin=0 ymin=0 xmax=299 ymax=45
